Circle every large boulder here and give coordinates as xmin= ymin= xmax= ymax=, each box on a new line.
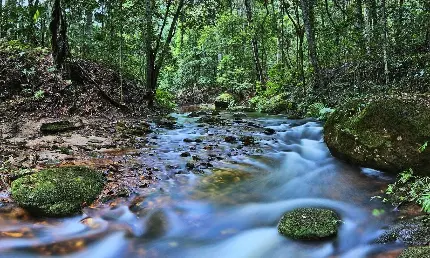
xmin=324 ymin=95 xmax=430 ymax=175
xmin=277 ymin=208 xmax=341 ymax=240
xmin=11 ymin=166 xmax=104 ymax=217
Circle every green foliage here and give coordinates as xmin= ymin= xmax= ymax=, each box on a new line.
xmin=33 ymin=90 xmax=45 ymax=100
xmin=306 ymin=103 xmax=335 ymax=120
xmin=385 ymin=168 xmax=430 ymax=213
xmin=156 ymin=88 xmax=177 ymax=110
xmin=250 ymin=94 xmax=294 ymax=114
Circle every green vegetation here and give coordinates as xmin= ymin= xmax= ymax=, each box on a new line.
xmin=277 ymin=208 xmax=341 ymax=240
xmin=1 ymin=0 xmax=428 ymax=108
xmin=11 ymin=166 xmax=104 ymax=217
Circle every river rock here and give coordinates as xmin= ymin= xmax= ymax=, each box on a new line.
xmin=278 ymin=208 xmax=341 ymax=240
xmin=324 ymin=95 xmax=430 ymax=175
xmin=11 ymin=166 xmax=104 ymax=217
xmin=40 ymin=120 xmax=81 ymax=134
xmin=376 ymin=215 xmax=430 ymax=246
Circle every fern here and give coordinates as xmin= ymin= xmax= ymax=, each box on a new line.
xmin=419 ymin=192 xmax=430 ymax=213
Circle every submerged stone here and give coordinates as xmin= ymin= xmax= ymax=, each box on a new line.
xmin=11 ymin=166 xmax=104 ymax=217
xmin=324 ymin=95 xmax=430 ymax=175
xmin=277 ymin=208 xmax=341 ymax=240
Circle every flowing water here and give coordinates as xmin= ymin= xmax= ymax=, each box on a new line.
xmin=0 ymin=113 xmax=402 ymax=257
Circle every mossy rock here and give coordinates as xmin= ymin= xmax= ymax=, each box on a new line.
xmin=375 ymin=215 xmax=430 ymax=246
xmin=40 ymin=120 xmax=80 ymax=134
xmin=11 ymin=166 xmax=104 ymax=217
xmin=215 ymin=93 xmax=235 ymax=110
xmin=278 ymin=208 xmax=341 ymax=240
xmin=399 ymin=247 xmax=430 ymax=258
xmin=324 ymin=95 xmax=430 ymax=175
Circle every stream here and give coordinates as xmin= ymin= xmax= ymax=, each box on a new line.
xmin=0 ymin=112 xmax=402 ymax=257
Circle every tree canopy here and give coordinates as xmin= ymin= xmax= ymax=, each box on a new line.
xmin=1 ymin=0 xmax=429 ymax=107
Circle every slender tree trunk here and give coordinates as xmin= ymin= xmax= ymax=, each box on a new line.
xmin=244 ymin=0 xmax=266 ymax=90
xmin=27 ymin=0 xmax=39 ymax=45
xmin=0 ymin=1 xmax=3 ymax=39
xmin=144 ymin=0 xmax=155 ymax=106
xmin=355 ymin=0 xmax=365 ymax=54
xmin=365 ymin=0 xmax=377 ymax=56
xmin=394 ymin=0 xmax=404 ymax=53
xmin=424 ymin=1 xmax=430 ymax=50
xmin=300 ymin=0 xmax=321 ymax=88
xmin=381 ymin=0 xmax=389 ymax=84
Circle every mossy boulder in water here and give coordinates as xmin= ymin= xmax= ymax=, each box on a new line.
xmin=277 ymin=208 xmax=340 ymax=240
xmin=399 ymin=246 xmax=430 ymax=258
xmin=11 ymin=166 xmax=104 ymax=217
xmin=215 ymin=93 xmax=235 ymax=109
xmin=324 ymin=95 xmax=430 ymax=175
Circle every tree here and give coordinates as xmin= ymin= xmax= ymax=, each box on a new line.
xmin=50 ymin=0 xmax=69 ymax=68
xmin=299 ymin=0 xmax=321 ymax=88
xmin=144 ymin=0 xmax=185 ymax=106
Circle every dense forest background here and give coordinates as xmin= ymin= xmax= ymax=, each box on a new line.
xmin=1 ymin=0 xmax=429 ymax=111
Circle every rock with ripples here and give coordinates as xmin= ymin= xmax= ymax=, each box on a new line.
xmin=376 ymin=215 xmax=430 ymax=246
xmin=11 ymin=166 xmax=104 ymax=217
xmin=324 ymin=95 xmax=430 ymax=175
xmin=277 ymin=208 xmax=341 ymax=240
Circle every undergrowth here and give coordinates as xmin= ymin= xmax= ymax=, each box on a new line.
xmin=383 ymin=142 xmax=430 ymax=213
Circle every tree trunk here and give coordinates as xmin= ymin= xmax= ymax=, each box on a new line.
xmin=381 ymin=0 xmax=389 ymax=84
xmin=27 ymin=0 xmax=39 ymax=45
xmin=365 ymin=0 xmax=377 ymax=56
xmin=83 ymin=8 xmax=93 ymax=57
xmin=0 ymin=1 xmax=3 ymax=39
xmin=244 ymin=0 xmax=266 ymax=90
xmin=354 ymin=0 xmax=365 ymax=54
xmin=424 ymin=1 xmax=430 ymax=50
xmin=50 ymin=0 xmax=69 ymax=68
xmin=299 ymin=0 xmax=321 ymax=88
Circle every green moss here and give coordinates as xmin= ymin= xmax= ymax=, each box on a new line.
xmin=215 ymin=93 xmax=235 ymax=109
xmin=399 ymin=247 xmax=430 ymax=258
xmin=11 ymin=166 xmax=104 ymax=217
xmin=324 ymin=95 xmax=430 ymax=175
xmin=277 ymin=208 xmax=341 ymax=240
xmin=40 ymin=121 xmax=78 ymax=134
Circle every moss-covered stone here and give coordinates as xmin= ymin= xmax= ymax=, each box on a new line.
xmin=277 ymin=208 xmax=341 ymax=240
xmin=215 ymin=93 xmax=235 ymax=109
xmin=11 ymin=166 xmax=104 ymax=217
xmin=40 ymin=120 xmax=80 ymax=134
xmin=324 ymin=95 xmax=430 ymax=175
xmin=399 ymin=247 xmax=430 ymax=258
xmin=376 ymin=215 xmax=430 ymax=246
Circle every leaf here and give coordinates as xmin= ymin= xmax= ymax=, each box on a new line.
xmin=33 ymin=9 xmax=40 ymax=22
